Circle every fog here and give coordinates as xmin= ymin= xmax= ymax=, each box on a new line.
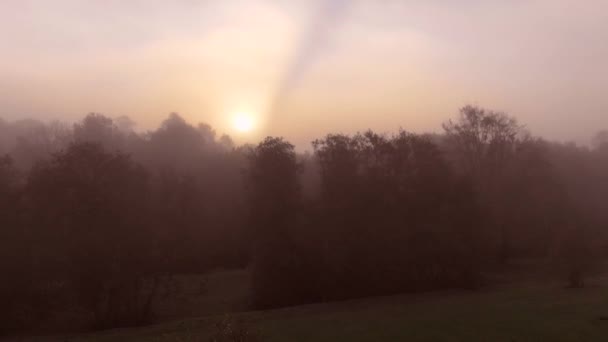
xmin=2 ymin=0 xmax=608 ymax=147
xmin=2 ymin=1 xmax=608 ymax=338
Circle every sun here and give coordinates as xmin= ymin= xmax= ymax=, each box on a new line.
xmin=232 ymin=112 xmax=255 ymax=132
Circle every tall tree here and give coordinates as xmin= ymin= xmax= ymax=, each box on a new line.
xmin=26 ymin=142 xmax=161 ymax=328
xmin=443 ymin=106 xmax=576 ymax=265
xmin=248 ymin=137 xmax=301 ymax=308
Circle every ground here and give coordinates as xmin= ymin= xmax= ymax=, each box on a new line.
xmin=13 ymin=269 xmax=608 ymax=341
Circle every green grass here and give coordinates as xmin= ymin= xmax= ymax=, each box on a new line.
xmin=21 ymin=276 xmax=608 ymax=342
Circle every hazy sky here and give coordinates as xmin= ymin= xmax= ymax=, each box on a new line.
xmin=1 ymin=0 xmax=607 ymax=147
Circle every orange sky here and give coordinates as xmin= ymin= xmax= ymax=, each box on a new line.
xmin=1 ymin=0 xmax=608 ymax=148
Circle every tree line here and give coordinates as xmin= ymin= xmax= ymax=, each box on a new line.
xmin=1 ymin=106 xmax=607 ymax=332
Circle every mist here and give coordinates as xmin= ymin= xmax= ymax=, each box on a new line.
xmin=2 ymin=1 xmax=608 ymax=340
xmin=2 ymin=0 xmax=608 ymax=146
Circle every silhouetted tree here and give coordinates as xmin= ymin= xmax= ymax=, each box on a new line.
xmin=2 ymin=106 xmax=608 ymax=333
xmin=248 ymin=137 xmax=301 ymax=308
xmin=0 ymin=155 xmax=32 ymax=332
xmin=142 ymin=113 xmax=247 ymax=271
xmin=443 ymin=105 xmax=523 ymax=177
xmin=443 ymin=105 xmax=563 ymax=263
xmin=307 ymin=130 xmax=483 ymax=299
xmin=26 ymin=143 xmax=163 ymax=328
xmin=73 ymin=113 xmax=126 ymax=152
xmin=9 ymin=119 xmax=72 ymax=170
xmin=592 ymin=130 xmax=608 ymax=150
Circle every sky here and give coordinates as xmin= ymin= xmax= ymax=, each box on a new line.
xmin=1 ymin=0 xmax=607 ymax=148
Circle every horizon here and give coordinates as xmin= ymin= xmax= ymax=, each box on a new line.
xmin=2 ymin=0 xmax=608 ymax=148
xmin=3 ymin=2 xmax=608 ymax=339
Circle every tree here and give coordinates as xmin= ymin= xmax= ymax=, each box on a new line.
xmin=442 ymin=105 xmax=523 ymax=178
xmin=26 ymin=142 xmax=163 ymax=328
xmin=0 ymin=155 xmax=32 ymax=332
xmin=114 ymin=115 xmax=137 ymax=133
xmin=309 ymin=130 xmax=484 ymax=298
xmin=73 ymin=113 xmax=124 ymax=150
xmin=142 ymin=113 xmax=247 ymax=272
xmin=443 ymin=105 xmax=547 ymax=263
xmin=592 ymin=130 xmax=608 ymax=150
xmin=9 ymin=119 xmax=72 ymax=170
xmin=248 ymin=137 xmax=302 ymax=308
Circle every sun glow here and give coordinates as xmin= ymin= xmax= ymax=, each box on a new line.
xmin=232 ymin=112 xmax=255 ymax=132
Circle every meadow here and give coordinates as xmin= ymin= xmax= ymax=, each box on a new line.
xmin=17 ymin=267 xmax=608 ymax=342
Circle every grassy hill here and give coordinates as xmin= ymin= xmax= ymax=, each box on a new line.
xmin=18 ymin=271 xmax=608 ymax=342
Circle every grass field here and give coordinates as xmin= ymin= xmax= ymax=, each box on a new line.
xmin=17 ymin=270 xmax=608 ymax=342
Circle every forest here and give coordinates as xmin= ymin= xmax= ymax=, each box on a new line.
xmin=1 ymin=106 xmax=608 ymax=335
